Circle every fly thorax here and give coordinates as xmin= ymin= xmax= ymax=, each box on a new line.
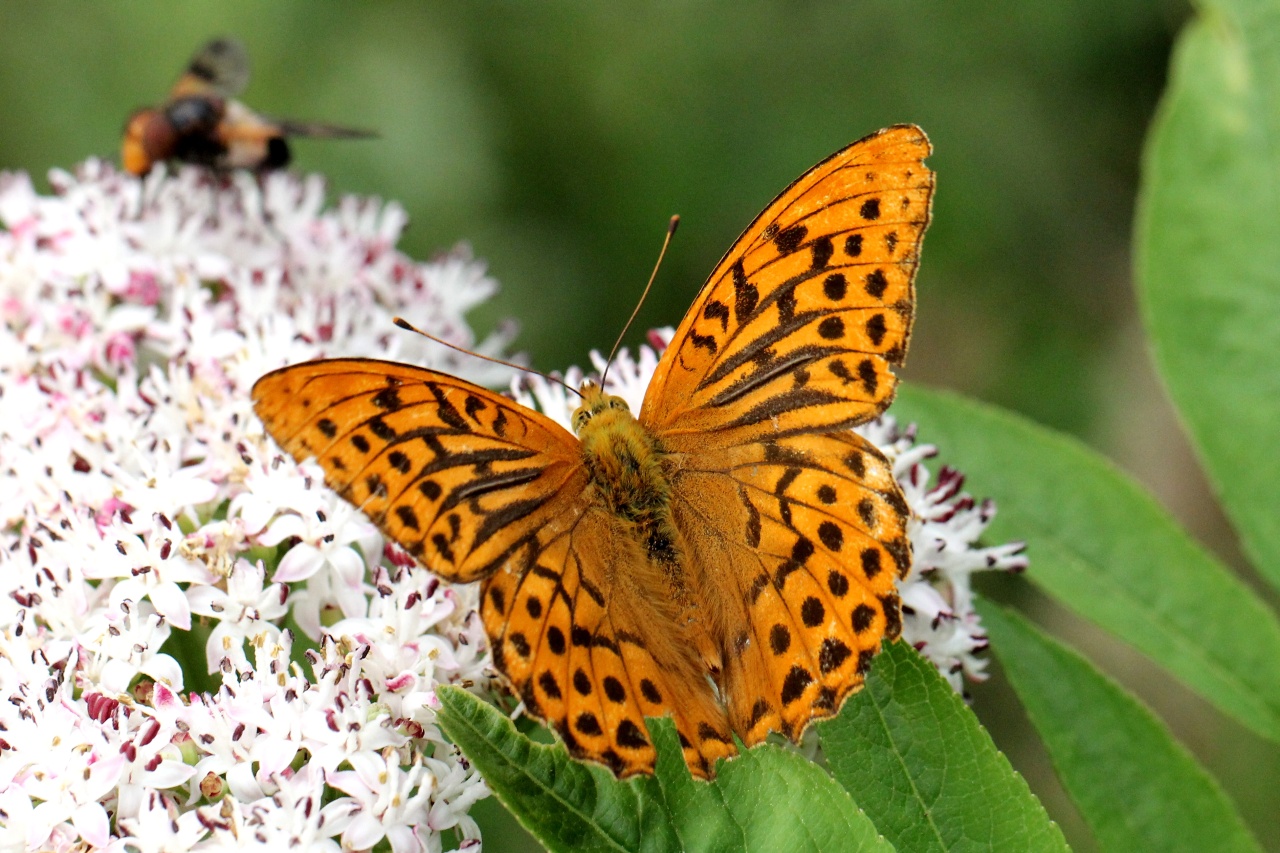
xmin=573 ymin=385 xmax=670 ymax=524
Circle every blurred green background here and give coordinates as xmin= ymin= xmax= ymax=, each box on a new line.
xmin=9 ymin=2 xmax=1277 ymax=850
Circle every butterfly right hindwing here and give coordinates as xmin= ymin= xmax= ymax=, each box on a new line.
xmin=667 ymin=431 xmax=908 ymax=743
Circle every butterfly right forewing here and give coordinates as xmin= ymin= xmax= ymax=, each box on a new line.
xmin=642 ymin=125 xmax=933 ymax=447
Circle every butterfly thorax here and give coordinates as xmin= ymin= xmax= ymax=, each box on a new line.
xmin=572 ymin=383 xmax=672 ymax=531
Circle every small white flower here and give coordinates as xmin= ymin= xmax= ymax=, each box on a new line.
xmin=78 ymin=598 xmax=183 ymax=694
xmin=187 ymin=559 xmax=288 ymax=674
xmin=114 ymin=790 xmax=210 ymax=853
xmin=326 ymin=750 xmax=437 ymax=853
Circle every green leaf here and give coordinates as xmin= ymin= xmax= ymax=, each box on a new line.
xmin=982 ymin=602 xmax=1262 ymax=853
xmin=890 ymin=384 xmax=1280 ymax=745
xmin=820 ymin=641 xmax=1068 ymax=853
xmin=434 ymin=686 xmax=894 ymax=853
xmin=1136 ymin=1 xmax=1280 ymax=590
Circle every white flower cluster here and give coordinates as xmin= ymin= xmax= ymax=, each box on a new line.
xmin=859 ymin=417 xmax=1027 ymax=690
xmin=0 ymin=155 xmax=1025 ymax=852
xmin=513 ymin=329 xmax=1026 ymax=695
xmin=0 ymin=161 xmax=502 ymax=852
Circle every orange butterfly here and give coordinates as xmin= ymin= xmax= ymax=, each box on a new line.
xmin=123 ymin=37 xmax=373 ymax=176
xmin=253 ymin=125 xmax=933 ymax=779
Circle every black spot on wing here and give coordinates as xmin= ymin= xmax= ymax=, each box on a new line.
xmin=800 ymin=596 xmax=824 ymax=627
xmin=640 ymin=679 xmax=662 ymax=704
xmin=733 ymin=259 xmax=759 ymax=321
xmin=819 ymin=638 xmax=852 ymax=674
xmin=464 ymin=395 xmax=487 ymax=422
xmin=864 ymin=270 xmax=888 ymax=299
xmin=866 ymin=314 xmax=887 ymax=347
xmin=425 ymin=382 xmax=468 ymax=430
xmin=488 ymin=585 xmax=506 ymax=614
xmin=367 ymin=416 xmax=396 ymax=441
xmin=810 ymin=236 xmax=833 ymax=269
xmin=818 ymin=316 xmax=845 ymax=340
xmin=371 ymin=387 xmax=403 ymax=411
xmin=575 ymin=712 xmax=603 ymax=736
xmin=747 ymin=699 xmax=772 ymax=729
xmin=861 ymin=548 xmax=883 ymax=579
xmin=387 ymin=450 xmax=412 ymax=474
xmin=823 ymin=274 xmax=847 ymax=301
xmin=603 ymin=677 xmax=626 ymax=703
xmin=857 ymin=359 xmax=878 ymax=395
xmin=781 ymin=665 xmax=813 ymax=705
xmin=616 ymin=719 xmax=649 ymax=749
xmin=539 ymin=671 xmax=562 ymax=699
xmin=395 ymin=505 xmax=420 ymax=531
xmin=770 ymin=624 xmax=791 ymax=655
xmin=573 ymin=668 xmax=592 ymax=695
xmin=774 ymin=224 xmax=808 ymax=254
xmin=704 ymin=299 xmax=730 ymax=332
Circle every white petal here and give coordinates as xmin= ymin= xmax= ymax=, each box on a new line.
xmin=71 ymin=801 xmax=111 ymax=847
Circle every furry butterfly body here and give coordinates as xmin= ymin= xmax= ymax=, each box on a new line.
xmin=253 ymin=125 xmax=934 ymax=778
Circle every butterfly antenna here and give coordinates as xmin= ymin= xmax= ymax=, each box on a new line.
xmin=392 ymin=317 xmax=583 ymax=399
xmin=601 ymin=215 xmax=679 ymax=388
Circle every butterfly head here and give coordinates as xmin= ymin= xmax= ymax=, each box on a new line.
xmin=570 ymin=381 xmax=632 ymax=435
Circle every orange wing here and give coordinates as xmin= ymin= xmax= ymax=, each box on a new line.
xmin=252 ymin=359 xmax=583 ymax=584
xmin=480 ymin=497 xmax=735 ymax=779
xmin=644 ymin=126 xmax=932 ymax=745
xmin=641 ymin=125 xmax=933 ymax=446
xmin=668 ymin=432 xmax=907 ymax=744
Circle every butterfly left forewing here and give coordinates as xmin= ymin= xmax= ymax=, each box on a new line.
xmin=642 ymin=125 xmax=933 ymax=445
xmin=252 ymin=359 xmax=584 ymax=584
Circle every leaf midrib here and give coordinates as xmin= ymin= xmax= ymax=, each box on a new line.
xmin=442 ymin=698 xmax=634 ymax=853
